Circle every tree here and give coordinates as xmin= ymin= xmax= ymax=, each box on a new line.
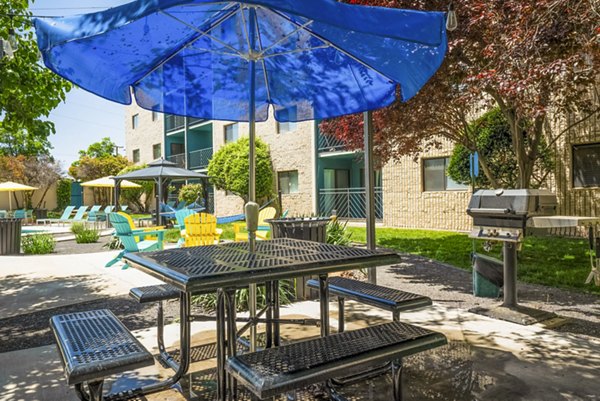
xmin=78 ymin=137 xmax=118 ymax=158
xmin=208 ymin=137 xmax=274 ymax=205
xmin=0 ymin=1 xmax=72 ymax=156
xmin=321 ymin=0 xmax=599 ymax=188
xmin=447 ymin=108 xmax=553 ymax=189
xmin=179 ymin=183 xmax=203 ymax=205
xmin=118 ymin=164 xmax=154 ymax=212
xmin=0 ymin=154 xmax=61 ymax=208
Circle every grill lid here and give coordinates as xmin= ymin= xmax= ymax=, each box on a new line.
xmin=467 ymin=189 xmax=557 ymax=230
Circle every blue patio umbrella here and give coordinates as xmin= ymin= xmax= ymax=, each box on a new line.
xmin=34 ymin=0 xmax=447 ymax=370
xmin=34 ymin=0 xmax=447 ymax=224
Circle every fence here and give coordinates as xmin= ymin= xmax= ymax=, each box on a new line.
xmin=188 ymin=147 xmax=213 ymax=170
xmin=318 ymin=187 xmax=383 ymax=219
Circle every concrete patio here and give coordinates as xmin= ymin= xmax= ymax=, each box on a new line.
xmin=0 ymin=251 xmax=599 ymax=401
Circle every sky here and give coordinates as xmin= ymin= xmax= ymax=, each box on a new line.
xmin=30 ymin=0 xmax=133 ymax=170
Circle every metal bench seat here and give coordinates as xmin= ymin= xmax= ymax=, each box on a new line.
xmin=226 ymin=321 xmax=447 ymax=400
xmin=129 ymin=284 xmax=180 ymax=303
xmin=307 ymin=277 xmax=432 ymax=331
xmin=50 ymin=309 xmax=154 ymax=401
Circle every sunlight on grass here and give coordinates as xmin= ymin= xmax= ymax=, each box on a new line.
xmin=347 ymin=226 xmax=600 ymax=295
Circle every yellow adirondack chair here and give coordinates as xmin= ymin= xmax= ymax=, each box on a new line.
xmin=184 ymin=213 xmax=222 ymax=247
xmin=233 ymin=206 xmax=277 ymax=242
xmin=117 ymin=212 xmax=165 ymax=241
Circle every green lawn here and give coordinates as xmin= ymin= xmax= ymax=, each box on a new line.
xmin=347 ymin=227 xmax=600 ymax=295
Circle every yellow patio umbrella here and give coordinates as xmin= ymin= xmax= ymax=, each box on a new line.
xmin=81 ymin=176 xmax=141 ymax=204
xmin=0 ymin=181 xmax=38 ymax=211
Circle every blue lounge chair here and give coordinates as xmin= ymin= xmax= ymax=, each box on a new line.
xmin=106 ymin=212 xmax=164 ymax=268
xmin=63 ymin=206 xmax=89 ymax=225
xmin=37 ymin=205 xmax=76 ymax=225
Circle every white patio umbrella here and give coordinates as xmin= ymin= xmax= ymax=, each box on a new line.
xmin=0 ymin=181 xmax=38 ymax=211
xmin=81 ymin=176 xmax=141 ymax=204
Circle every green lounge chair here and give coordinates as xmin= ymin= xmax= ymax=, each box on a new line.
xmin=106 ymin=212 xmax=164 ymax=268
xmin=37 ymin=205 xmax=75 ymax=225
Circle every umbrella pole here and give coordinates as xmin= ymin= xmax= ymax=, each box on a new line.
xmin=247 ymin=8 xmax=258 ymax=352
xmin=364 ymin=111 xmax=377 ymax=284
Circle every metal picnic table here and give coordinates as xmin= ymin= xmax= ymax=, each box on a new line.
xmin=124 ymin=238 xmax=401 ymax=400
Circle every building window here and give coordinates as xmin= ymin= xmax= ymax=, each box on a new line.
xmin=277 ymin=107 xmax=298 ymax=133
xmin=573 ymin=143 xmax=600 ymax=188
xmin=224 ymin=123 xmax=239 ymax=143
xmin=132 ymin=114 xmax=139 ymax=129
xmin=152 ymin=110 xmax=158 ymax=121
xmin=152 ymin=143 xmax=161 ymax=160
xmin=132 ymin=149 xmax=140 ymax=163
xmin=423 ymin=157 xmax=467 ymax=191
xmin=278 ymin=171 xmax=299 ymax=194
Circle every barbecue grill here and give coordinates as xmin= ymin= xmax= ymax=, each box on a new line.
xmin=466 ymin=189 xmax=557 ymax=323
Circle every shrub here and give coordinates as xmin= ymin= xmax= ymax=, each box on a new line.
xmin=192 ymin=282 xmax=293 ymax=312
xmin=178 ymin=183 xmax=203 ymax=205
xmin=75 ymin=228 xmax=100 ymax=244
xmin=56 ymin=179 xmax=72 ymax=211
xmin=22 ymin=234 xmax=55 ymax=254
xmin=326 ymin=218 xmax=352 ymax=246
xmin=70 ymin=222 xmax=86 ymax=235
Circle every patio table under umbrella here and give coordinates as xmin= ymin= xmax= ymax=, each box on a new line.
xmin=0 ymin=181 xmax=38 ymax=211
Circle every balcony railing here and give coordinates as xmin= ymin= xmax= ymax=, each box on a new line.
xmin=319 ymin=187 xmax=383 ymax=219
xmin=318 ymin=134 xmax=351 ymax=153
xmin=165 ymin=115 xmax=207 ymax=133
xmin=167 ymin=153 xmax=185 ymax=168
xmin=188 ymin=147 xmax=213 ymax=170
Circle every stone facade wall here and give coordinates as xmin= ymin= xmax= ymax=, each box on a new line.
xmin=124 ymin=104 xmax=163 ymax=165
xmin=552 ymin=97 xmax=600 ymax=219
xmin=211 ymin=113 xmax=316 ymax=218
xmin=382 ymin=137 xmax=472 ymax=231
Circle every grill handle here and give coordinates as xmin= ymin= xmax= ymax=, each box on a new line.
xmin=466 ymin=207 xmax=513 ymax=215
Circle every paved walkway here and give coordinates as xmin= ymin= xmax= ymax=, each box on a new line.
xmin=0 ymin=251 xmax=599 ymax=400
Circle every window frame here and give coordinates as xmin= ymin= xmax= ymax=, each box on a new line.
xmin=132 ymin=149 xmax=140 ymax=163
xmin=151 ymin=110 xmax=158 ymax=122
xmin=152 ymin=143 xmax=161 ymax=160
xmin=572 ymin=142 xmax=600 ymax=188
xmin=132 ymin=114 xmax=139 ymax=129
xmin=224 ymin=123 xmax=239 ymax=143
xmin=422 ymin=156 xmax=467 ymax=192
xmin=278 ymin=170 xmax=299 ymax=194
xmin=276 ymin=107 xmax=298 ymax=134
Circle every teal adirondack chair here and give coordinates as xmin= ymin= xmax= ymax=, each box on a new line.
xmin=174 ymin=209 xmax=197 ymax=246
xmin=13 ymin=209 xmax=26 ymax=219
xmin=37 ymin=205 xmax=75 ymax=225
xmin=106 ymin=212 xmax=165 ymax=268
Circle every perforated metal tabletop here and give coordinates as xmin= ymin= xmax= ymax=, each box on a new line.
xmin=124 ymin=238 xmax=400 ymax=292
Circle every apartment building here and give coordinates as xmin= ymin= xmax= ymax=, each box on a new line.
xmin=125 ymin=100 xmax=599 ymax=231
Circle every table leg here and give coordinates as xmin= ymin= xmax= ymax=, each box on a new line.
xmin=319 ymin=274 xmax=330 ymax=337
xmin=272 ymin=280 xmax=280 ymax=347
xmin=265 ymin=282 xmax=273 ymax=349
xmin=225 ymin=289 xmax=238 ymax=400
xmin=216 ymin=289 xmax=227 ymax=401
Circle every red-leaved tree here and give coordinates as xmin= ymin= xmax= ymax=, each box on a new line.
xmin=320 ymin=0 xmax=599 ymax=188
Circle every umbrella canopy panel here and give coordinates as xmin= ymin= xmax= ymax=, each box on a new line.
xmin=0 ymin=182 xmax=38 ymax=211
xmin=81 ymin=176 xmax=141 ymax=188
xmin=34 ymin=0 xmax=447 ymax=123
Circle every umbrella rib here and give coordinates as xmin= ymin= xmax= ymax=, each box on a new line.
xmin=268 ymin=8 xmax=397 ymax=84
xmin=257 ymin=19 xmax=315 ymax=58
xmin=132 ymin=5 xmax=240 ymax=86
xmin=160 ymin=9 xmax=245 ymax=57
xmin=251 ymin=12 xmax=273 ymax=105
xmin=239 ymin=6 xmax=253 ymax=56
